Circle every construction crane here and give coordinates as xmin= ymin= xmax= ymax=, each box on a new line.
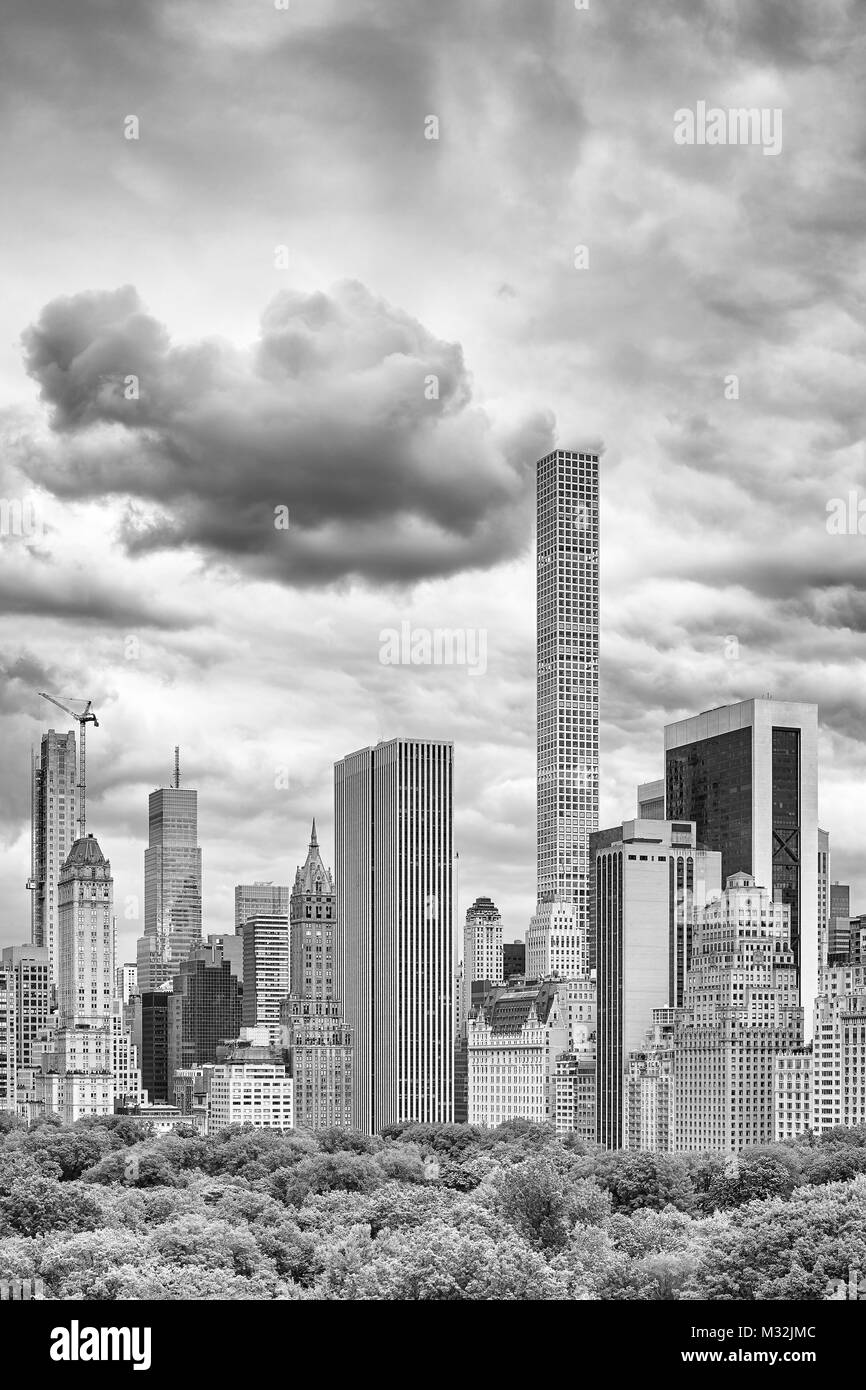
xmin=38 ymin=693 xmax=99 ymax=838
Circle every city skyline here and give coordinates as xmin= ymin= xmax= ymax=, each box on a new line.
xmin=1 ymin=3 xmax=865 ymax=965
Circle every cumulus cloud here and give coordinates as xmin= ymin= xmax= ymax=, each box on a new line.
xmin=19 ymin=282 xmax=554 ymax=587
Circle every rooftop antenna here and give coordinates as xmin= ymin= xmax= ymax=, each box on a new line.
xmin=173 ymin=745 xmax=180 ymax=789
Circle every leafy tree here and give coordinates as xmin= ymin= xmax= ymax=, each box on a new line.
xmin=592 ymin=1152 xmax=695 ymax=1215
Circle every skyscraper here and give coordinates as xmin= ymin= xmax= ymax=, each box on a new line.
xmin=235 ymin=881 xmax=289 ymax=931
xmin=464 ymin=896 xmax=503 ymax=997
xmin=30 ymin=728 xmax=77 ymax=991
xmin=335 ymin=738 xmax=455 ymax=1133
xmin=289 ymin=820 xmax=335 ymax=1000
xmin=242 ymin=914 xmax=290 ymax=1048
xmin=57 ymin=835 xmax=115 ymax=1027
xmin=674 ymin=873 xmax=803 ymax=1153
xmin=168 ymin=956 xmax=243 ymax=1088
xmin=281 ymin=820 xmax=353 ymax=1130
xmin=596 ymin=819 xmax=721 ymax=1148
xmin=664 ymin=698 xmax=819 ymax=1021
xmin=532 ymin=447 xmax=599 ymax=967
xmin=141 ymin=756 xmax=202 ymax=985
xmin=1 ymin=945 xmax=50 ymax=1070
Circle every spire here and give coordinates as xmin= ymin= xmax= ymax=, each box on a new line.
xmin=173 ymin=745 xmax=180 ymax=789
xmin=310 ymin=817 xmax=318 ymax=848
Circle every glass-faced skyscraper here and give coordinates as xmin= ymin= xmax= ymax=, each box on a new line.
xmin=334 ymin=738 xmax=454 ymax=1134
xmin=664 ymin=699 xmax=819 ymax=1024
xmin=142 ymin=759 xmax=202 ymax=983
xmin=529 ymin=449 xmax=600 ymax=972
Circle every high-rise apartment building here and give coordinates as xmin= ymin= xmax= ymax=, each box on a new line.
xmin=30 ymin=729 xmax=77 ymax=991
xmin=532 ymin=448 xmax=599 ymax=970
xmin=596 ymin=819 xmax=721 ymax=1148
xmin=57 ymin=835 xmax=115 ymax=1027
xmin=235 ymin=881 xmax=289 ymax=931
xmin=335 ymin=738 xmax=454 ymax=1133
xmin=464 ymin=896 xmax=503 ymax=999
xmin=242 ymin=914 xmax=290 ymax=1049
xmin=664 ymin=698 xmax=819 ymax=1021
xmin=142 ymin=762 xmax=202 ymax=983
xmin=674 ymin=873 xmax=803 ymax=1153
xmin=1 ymin=945 xmax=50 ymax=1070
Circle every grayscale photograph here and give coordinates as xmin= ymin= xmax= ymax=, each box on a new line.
xmin=0 ymin=0 xmax=863 ymax=1346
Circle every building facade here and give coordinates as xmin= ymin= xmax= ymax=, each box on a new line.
xmin=664 ymin=698 xmax=819 ymax=1023
xmin=142 ymin=769 xmax=202 ymax=984
xmin=57 ymin=835 xmax=115 ymax=1027
xmin=0 ymin=968 xmax=16 ymax=1113
xmin=468 ymin=984 xmax=568 ymax=1126
xmin=502 ymin=940 xmax=526 ymax=980
xmin=168 ymin=957 xmax=243 ymax=1087
xmin=596 ymin=819 xmax=721 ymax=1148
xmin=30 ymin=729 xmax=77 ymax=993
xmin=235 ymin=882 xmax=289 ymax=931
xmin=282 ymin=822 xmax=353 ymax=1129
xmin=637 ymin=779 xmax=665 ymax=820
xmin=533 ymin=448 xmax=600 ymax=975
xmin=464 ymin=896 xmax=504 ymax=996
xmin=1 ymin=945 xmax=50 ymax=1070
xmin=242 ymin=915 xmax=290 ymax=1049
xmin=673 ymin=873 xmax=803 ymax=1154
xmin=335 ymin=737 xmax=454 ymax=1133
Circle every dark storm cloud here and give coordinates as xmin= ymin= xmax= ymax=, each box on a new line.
xmin=19 ymin=283 xmax=554 ymax=587
xmin=0 ymin=555 xmax=194 ymax=630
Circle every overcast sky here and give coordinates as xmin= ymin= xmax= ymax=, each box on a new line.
xmin=1 ymin=0 xmax=865 ymax=962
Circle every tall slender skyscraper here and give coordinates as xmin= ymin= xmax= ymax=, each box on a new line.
xmin=30 ymin=728 xmax=77 ymax=991
xmin=141 ymin=752 xmax=202 ymax=986
xmin=530 ymin=448 xmax=599 ymax=970
xmin=335 ymin=738 xmax=455 ymax=1134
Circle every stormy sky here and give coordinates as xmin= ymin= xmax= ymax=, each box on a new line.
xmin=1 ymin=0 xmax=865 ymax=961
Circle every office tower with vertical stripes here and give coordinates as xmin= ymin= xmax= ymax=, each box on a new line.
xmin=530 ymin=448 xmax=599 ymax=971
xmin=334 ymin=738 xmax=454 ymax=1134
xmin=30 ymin=728 xmax=77 ymax=991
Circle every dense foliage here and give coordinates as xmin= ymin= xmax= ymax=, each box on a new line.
xmin=0 ymin=1113 xmax=864 ymax=1299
